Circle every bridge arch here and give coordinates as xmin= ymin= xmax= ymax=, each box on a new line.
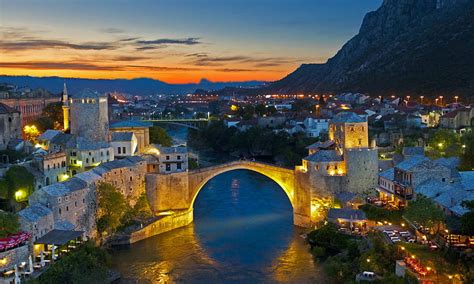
xmin=188 ymin=161 xmax=296 ymax=210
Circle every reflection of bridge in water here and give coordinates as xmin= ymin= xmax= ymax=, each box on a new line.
xmin=144 ymin=118 xmax=209 ymax=130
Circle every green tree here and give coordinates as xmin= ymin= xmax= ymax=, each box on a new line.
xmin=96 ymin=183 xmax=129 ymax=236
xmin=42 ymin=102 xmax=64 ymax=129
xmin=149 ymin=126 xmax=172 ymax=146
xmin=5 ymin=166 xmax=34 ymax=203
xmin=460 ymin=131 xmax=474 ymax=170
xmin=0 ymin=211 xmax=20 ymax=237
xmin=404 ymin=195 xmax=445 ymax=232
xmin=460 ymin=201 xmax=474 ymax=235
xmin=255 ymin=104 xmax=267 ymax=117
xmin=33 ymin=241 xmax=109 ymax=284
xmin=131 ymin=193 xmax=153 ymax=219
xmin=427 ymin=129 xmax=461 ymax=158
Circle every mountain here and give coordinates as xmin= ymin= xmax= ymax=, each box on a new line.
xmin=267 ymin=0 xmax=474 ymax=99
xmin=0 ymin=76 xmax=266 ymax=96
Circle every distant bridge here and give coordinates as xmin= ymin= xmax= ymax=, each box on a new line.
xmin=143 ymin=119 xmax=209 ymax=130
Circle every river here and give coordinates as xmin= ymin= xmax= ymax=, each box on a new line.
xmin=109 ymin=126 xmax=324 ymax=283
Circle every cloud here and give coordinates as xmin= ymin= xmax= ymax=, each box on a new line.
xmin=135 ymin=37 xmax=201 ymax=50
xmin=185 ymin=53 xmax=295 ymax=68
xmin=0 ymin=39 xmax=118 ymax=51
xmin=99 ymin=28 xmax=125 ymax=34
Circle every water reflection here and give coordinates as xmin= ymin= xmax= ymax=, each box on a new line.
xmin=110 ymin=170 xmax=324 ymax=283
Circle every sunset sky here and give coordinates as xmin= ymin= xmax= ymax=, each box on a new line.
xmin=0 ymin=0 xmax=381 ymax=84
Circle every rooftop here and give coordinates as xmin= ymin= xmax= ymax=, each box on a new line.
xmin=304 ymin=150 xmax=343 ymax=162
xmin=157 ymin=146 xmax=188 ymax=154
xmin=18 ymin=204 xmax=52 ymax=222
xmin=35 ymin=230 xmax=83 ymax=246
xmin=331 ymin=112 xmax=365 ymax=123
xmin=395 ymin=155 xmax=429 ymax=171
xmin=111 ymin=131 xmax=134 ymax=142
xmin=379 ymin=168 xmax=394 ymax=180
xmin=0 ymin=102 xmax=19 ymax=114
xmin=38 ymin=130 xmax=61 ymax=142
xmin=328 ymin=208 xmax=367 ymax=221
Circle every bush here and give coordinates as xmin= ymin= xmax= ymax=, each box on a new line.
xmin=359 ymin=204 xmax=403 ymax=223
xmin=32 ymin=242 xmax=109 ymax=284
xmin=0 ymin=211 xmax=20 ymax=237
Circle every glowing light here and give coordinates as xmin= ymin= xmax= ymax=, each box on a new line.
xmin=0 ymin=257 xmax=7 ymax=265
xmin=328 ymin=170 xmax=335 ymax=176
xmin=401 ymin=246 xmax=405 ymax=251
xmin=411 ymin=255 xmax=416 ymax=259
xmin=401 ymin=223 xmax=405 ymax=227
xmin=59 ymin=174 xmax=70 ymax=182
xmin=230 ymin=105 xmax=238 ymax=111
xmin=366 ymin=258 xmax=370 ymax=263
xmin=337 ymin=168 xmax=344 ymax=175
xmin=15 ymin=189 xmax=27 ymax=201
xmin=438 ymin=143 xmax=443 ymax=148
xmin=157 ymin=211 xmax=174 ymax=216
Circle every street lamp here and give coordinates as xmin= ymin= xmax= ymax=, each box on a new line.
xmin=420 ymin=96 xmax=424 ymax=104
xmin=454 ymin=96 xmax=459 ymax=103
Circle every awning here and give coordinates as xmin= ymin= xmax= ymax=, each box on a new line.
xmin=34 ymin=230 xmax=83 ymax=246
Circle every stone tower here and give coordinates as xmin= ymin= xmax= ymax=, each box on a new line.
xmin=70 ymin=89 xmax=109 ymax=142
xmin=62 ymin=83 xmax=70 ymax=131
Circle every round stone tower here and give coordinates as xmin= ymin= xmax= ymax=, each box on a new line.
xmin=70 ymin=89 xmax=109 ymax=142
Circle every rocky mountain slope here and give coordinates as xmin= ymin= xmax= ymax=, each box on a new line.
xmin=268 ymin=0 xmax=474 ymax=99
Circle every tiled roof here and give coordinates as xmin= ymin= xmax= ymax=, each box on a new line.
xmin=38 ymin=130 xmax=62 ymax=142
xmin=331 ymin=112 xmax=365 ymax=123
xmin=158 ymin=146 xmax=188 ymax=154
xmin=18 ymin=204 xmax=52 ymax=222
xmin=0 ymin=103 xmax=19 ymax=114
xmin=42 ymin=183 xmax=70 ymax=197
xmin=460 ymin=171 xmax=474 ymax=190
xmin=111 ymin=132 xmax=134 ymax=141
xmin=335 ymin=191 xmax=357 ymax=203
xmin=110 ymin=120 xmax=153 ymax=128
xmin=379 ymin=168 xmax=394 ymax=180
xmin=73 ymin=137 xmax=110 ymax=150
xmin=395 ymin=155 xmax=429 ymax=171
xmin=304 ymin=150 xmax=343 ymax=162
xmin=328 ymin=208 xmax=367 ymax=221
xmin=306 ymin=140 xmax=334 ymax=150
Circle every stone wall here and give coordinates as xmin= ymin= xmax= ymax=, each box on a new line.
xmin=128 ymin=209 xmax=193 ymax=244
xmin=344 ymin=148 xmax=379 ymax=194
xmin=0 ymin=245 xmax=29 ymax=272
xmin=146 ymin=171 xmax=190 ymax=212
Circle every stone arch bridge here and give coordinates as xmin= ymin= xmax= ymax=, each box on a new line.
xmin=146 ymin=160 xmax=315 ymax=227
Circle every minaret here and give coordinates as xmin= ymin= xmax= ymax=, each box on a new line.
xmin=62 ymin=83 xmax=70 ymax=131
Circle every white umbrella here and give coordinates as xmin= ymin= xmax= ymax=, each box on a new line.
xmin=52 ymin=245 xmax=56 ymax=261
xmin=29 ymin=255 xmax=34 ymax=273
xmin=40 ymin=250 xmax=45 ymax=267
xmin=14 ymin=264 xmax=20 ymax=284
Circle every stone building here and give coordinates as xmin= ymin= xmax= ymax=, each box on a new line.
xmin=92 ymin=156 xmax=146 ymax=206
xmin=0 ymin=102 xmax=21 ymax=150
xmin=301 ymin=112 xmax=378 ymax=200
xmin=440 ymin=106 xmax=474 ymax=130
xmin=110 ymin=132 xmax=138 ymax=158
xmin=67 ymin=137 xmax=114 ymax=175
xmin=1 ymin=96 xmax=60 ymax=128
xmin=109 ymin=120 xmax=152 ymax=153
xmin=303 ymin=117 xmax=329 ymax=138
xmin=18 ymin=204 xmax=54 ymax=242
xmin=32 ymin=151 xmax=68 ymax=186
xmin=69 ymin=89 xmax=109 ymax=142
xmin=156 ymin=146 xmax=188 ymax=173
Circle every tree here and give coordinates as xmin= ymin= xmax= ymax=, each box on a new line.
xmin=460 ymin=201 xmax=474 ymax=236
xmin=427 ymin=129 xmax=461 ymax=158
xmin=96 ymin=183 xmax=129 ymax=236
xmin=404 ymin=195 xmax=445 ymax=232
xmin=130 ymin=193 xmax=153 ymax=219
xmin=34 ymin=241 xmax=109 ymax=284
xmin=149 ymin=126 xmax=172 ymax=146
xmin=0 ymin=211 xmax=20 ymax=237
xmin=460 ymin=131 xmax=474 ymax=170
xmin=255 ymin=104 xmax=267 ymax=117
xmin=5 ymin=166 xmax=34 ymax=203
xmin=42 ymin=102 xmax=64 ymax=129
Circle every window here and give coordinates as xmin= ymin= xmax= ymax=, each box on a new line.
xmin=92 ymin=158 xmax=95 ymax=163
xmin=59 ymin=208 xmax=62 ymax=215
xmin=358 ymin=138 xmax=362 ymax=145
xmin=442 ymin=178 xmax=446 ymax=182
xmin=122 ymin=147 xmax=126 ymax=154
xmin=177 ymin=163 xmax=182 ymax=170
xmin=66 ymin=206 xmax=69 ymax=211
xmin=86 ymin=158 xmax=89 ymax=163
xmin=118 ymin=147 xmax=121 ymax=154
xmin=177 ymin=155 xmax=181 ymax=160
xmin=89 ymin=152 xmax=91 ymax=156
xmin=130 ymin=176 xmax=133 ymax=181
xmin=166 ymin=155 xmax=170 ymax=160
xmin=166 ymin=164 xmax=171 ymax=171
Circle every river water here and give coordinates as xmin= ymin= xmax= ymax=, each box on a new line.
xmin=109 ymin=126 xmax=324 ymax=283
xmin=110 ymin=170 xmax=324 ymax=283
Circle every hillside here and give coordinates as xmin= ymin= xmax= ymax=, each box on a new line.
xmin=0 ymin=76 xmax=266 ymax=96
xmin=267 ymin=0 xmax=474 ymax=99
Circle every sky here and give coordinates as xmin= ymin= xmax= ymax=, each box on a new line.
xmin=0 ymin=0 xmax=382 ymax=84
